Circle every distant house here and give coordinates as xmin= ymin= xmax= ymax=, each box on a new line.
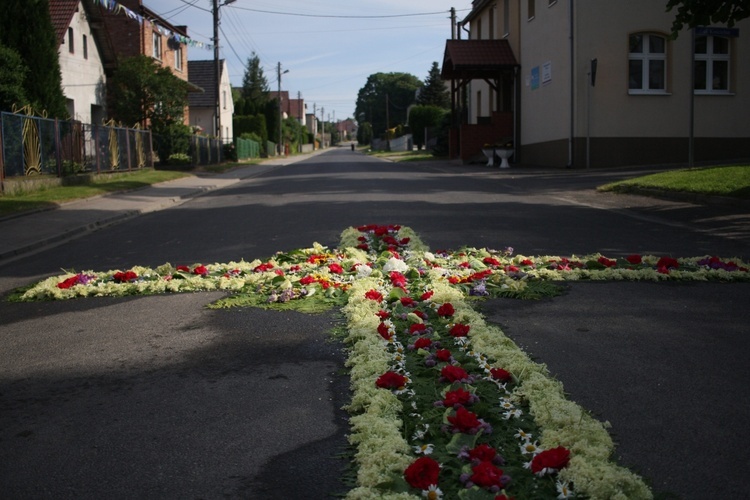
xmin=188 ymin=59 xmax=234 ymax=142
xmin=337 ymin=119 xmax=358 ymax=141
xmin=99 ymin=0 xmax=190 ymax=125
xmin=445 ymin=0 xmax=750 ymax=167
xmin=50 ymin=0 xmax=114 ymax=124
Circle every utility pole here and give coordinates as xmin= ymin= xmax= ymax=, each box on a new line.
xmin=320 ymin=107 xmax=325 ymax=148
xmin=277 ymin=62 xmax=288 ymax=155
xmin=298 ymin=91 xmax=302 ymax=152
xmin=212 ymin=0 xmax=236 ymax=143
xmin=212 ymin=0 xmax=221 ymax=141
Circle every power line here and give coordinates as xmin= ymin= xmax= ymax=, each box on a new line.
xmin=226 ymin=6 xmax=467 ymax=19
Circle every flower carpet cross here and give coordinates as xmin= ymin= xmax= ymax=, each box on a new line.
xmin=13 ymin=225 xmax=749 ymax=499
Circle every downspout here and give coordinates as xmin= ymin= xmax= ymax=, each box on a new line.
xmin=568 ymin=0 xmax=575 ymax=168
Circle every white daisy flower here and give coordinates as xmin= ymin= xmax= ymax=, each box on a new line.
xmin=413 ymin=443 xmax=434 ymax=455
xmin=520 ymin=440 xmax=542 ymax=455
xmin=556 ymin=480 xmax=575 ymax=498
xmin=422 ymin=484 xmax=443 ymax=499
xmin=503 ymin=408 xmax=523 ymax=419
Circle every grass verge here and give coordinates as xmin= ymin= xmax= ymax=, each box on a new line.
xmin=366 ymin=150 xmax=445 ymax=162
xmin=0 ymin=169 xmax=190 ymax=218
xmin=598 ymin=165 xmax=750 ymax=199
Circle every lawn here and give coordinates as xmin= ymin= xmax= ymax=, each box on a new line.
xmin=0 ymin=169 xmax=190 ymax=218
xmin=598 ymin=165 xmax=750 ymax=199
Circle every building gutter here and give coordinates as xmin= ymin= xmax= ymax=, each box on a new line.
xmin=568 ymin=0 xmax=575 ymax=168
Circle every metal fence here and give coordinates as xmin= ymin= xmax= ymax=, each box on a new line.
xmin=0 ymin=111 xmax=153 ymax=181
xmin=189 ymin=135 xmax=223 ymax=166
xmin=235 ymin=137 xmax=260 ymax=159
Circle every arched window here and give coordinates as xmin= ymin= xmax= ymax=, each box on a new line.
xmin=695 ymin=35 xmax=730 ymax=93
xmin=628 ymin=33 xmax=667 ymax=94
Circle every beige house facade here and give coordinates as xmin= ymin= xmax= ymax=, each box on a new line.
xmin=459 ymin=0 xmax=749 ymax=167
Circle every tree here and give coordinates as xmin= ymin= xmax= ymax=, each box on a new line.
xmin=408 ymin=105 xmax=448 ymax=150
xmin=0 ymin=43 xmax=28 ymax=111
xmin=108 ymin=55 xmax=190 ymax=130
xmin=417 ymin=62 xmax=450 ymax=109
xmin=240 ymin=52 xmax=270 ymax=114
xmin=0 ymin=0 xmax=67 ymax=117
xmin=355 ymin=72 xmax=422 ymax=138
xmin=667 ymin=0 xmax=750 ymax=35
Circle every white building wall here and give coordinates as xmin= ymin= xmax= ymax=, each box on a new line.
xmin=58 ymin=2 xmax=106 ymax=124
xmin=219 ymin=60 xmax=234 ymax=142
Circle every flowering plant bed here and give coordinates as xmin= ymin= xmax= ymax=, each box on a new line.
xmin=11 ymin=225 xmax=749 ymax=498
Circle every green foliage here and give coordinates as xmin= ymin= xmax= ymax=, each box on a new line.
xmin=234 ymin=114 xmax=269 ymax=153
xmin=109 ymin=55 xmax=190 ymax=129
xmin=0 ymin=42 xmax=28 ymax=111
xmin=0 ymin=0 xmax=67 ymax=117
xmin=241 ymin=52 xmax=270 ymax=112
xmin=355 ymin=72 xmax=423 ymax=137
xmin=168 ymin=153 xmax=192 ymax=165
xmin=667 ymin=0 xmax=750 ymax=35
xmin=599 ymin=165 xmax=750 ymax=199
xmin=417 ymin=62 xmax=450 ymax=109
xmin=408 ymin=105 xmax=448 ymax=149
xmin=357 ymin=122 xmax=374 ymax=145
xmin=153 ymin=122 xmax=192 ymax=165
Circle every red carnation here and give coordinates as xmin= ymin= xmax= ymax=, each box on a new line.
xmin=435 ymin=349 xmax=452 ymax=362
xmin=400 ymin=297 xmax=417 ymax=307
xmin=449 ymin=323 xmax=470 ymax=337
xmin=468 ymin=444 xmax=497 ymax=462
xmin=414 ymin=337 xmax=432 ymax=350
xmin=365 ymin=289 xmax=383 ymax=302
xmin=448 ymin=406 xmax=482 ymax=433
xmin=57 ymin=276 xmax=80 ymax=289
xmin=410 ymin=323 xmax=427 ymax=334
xmin=192 ymin=265 xmax=208 ymax=276
xmin=437 ymin=303 xmax=455 ymax=317
xmin=443 ymin=388 xmax=473 ymax=407
xmin=441 ymin=365 xmax=469 ymax=382
xmin=626 ymin=254 xmax=642 ymax=265
xmin=377 ymin=322 xmax=392 ymax=340
xmin=404 ymin=456 xmax=440 ymax=490
xmin=470 ymin=461 xmax=505 ymax=489
xmin=375 ymin=371 xmax=406 ymax=389
xmin=530 ymin=446 xmax=570 ymax=474
xmin=420 ymin=290 xmax=434 ymax=301
xmin=483 ymin=257 xmax=501 ymax=266
xmin=328 ymin=263 xmax=344 ymax=274
xmin=490 ymin=368 xmax=513 ymax=382
xmin=113 ymin=270 xmax=137 ymax=283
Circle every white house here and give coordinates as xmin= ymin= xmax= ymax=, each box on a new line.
xmin=51 ymin=0 xmax=110 ymax=125
xmin=188 ymin=59 xmax=234 ymax=142
xmin=446 ymin=0 xmax=750 ymax=167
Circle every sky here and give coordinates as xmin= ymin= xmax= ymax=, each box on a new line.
xmin=148 ymin=0 xmax=474 ymax=122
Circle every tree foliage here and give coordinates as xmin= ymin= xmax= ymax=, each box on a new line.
xmin=417 ymin=62 xmax=450 ymax=109
xmin=408 ymin=105 xmax=449 ymax=149
xmin=355 ymin=72 xmax=422 ymax=138
xmin=0 ymin=0 xmax=67 ymax=117
xmin=667 ymin=0 xmax=750 ymax=35
xmin=0 ymin=43 xmax=28 ymax=111
xmin=108 ymin=55 xmax=190 ymax=130
xmin=239 ymin=52 xmax=270 ymax=115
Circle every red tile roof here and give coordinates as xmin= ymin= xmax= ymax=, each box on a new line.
xmin=49 ymin=0 xmax=80 ymax=47
xmin=441 ymin=39 xmax=518 ymax=80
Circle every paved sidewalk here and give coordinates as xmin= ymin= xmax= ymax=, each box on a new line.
xmin=0 ymin=151 xmax=322 ymax=264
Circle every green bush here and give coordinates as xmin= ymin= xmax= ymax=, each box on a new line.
xmin=168 ymin=153 xmax=192 ymax=165
xmin=153 ymin=123 xmax=192 ymax=164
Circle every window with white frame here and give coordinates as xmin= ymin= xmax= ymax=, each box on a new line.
xmin=175 ymin=45 xmax=182 ymax=71
xmin=628 ymin=33 xmax=667 ymax=93
xmin=694 ymin=35 xmax=730 ymax=93
xmin=152 ymin=32 xmax=162 ymax=60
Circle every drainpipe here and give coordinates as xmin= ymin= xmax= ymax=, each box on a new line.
xmin=568 ymin=0 xmax=575 ymax=168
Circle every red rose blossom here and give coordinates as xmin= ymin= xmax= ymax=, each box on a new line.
xmin=626 ymin=254 xmax=643 ymax=265
xmin=192 ymin=265 xmax=208 ymax=275
xmin=657 ymin=256 xmax=680 ymax=270
xmin=400 ymin=297 xmax=417 ymax=307
xmin=483 ymin=257 xmax=501 ymax=266
xmin=365 ymin=289 xmax=383 ymax=302
xmin=328 ymin=263 xmax=344 ymax=274
xmin=404 ymin=456 xmax=440 ymax=490
xmin=420 ymin=290 xmax=434 ymax=301
xmin=375 ymin=371 xmax=406 ymax=389
xmin=530 ymin=446 xmax=570 ymax=474
xmin=176 ymin=265 xmax=190 ymax=272
xmin=113 ymin=270 xmax=137 ymax=283
xmin=57 ymin=276 xmax=80 ymax=289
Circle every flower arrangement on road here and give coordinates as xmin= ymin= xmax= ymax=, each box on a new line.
xmin=11 ymin=225 xmax=749 ymax=498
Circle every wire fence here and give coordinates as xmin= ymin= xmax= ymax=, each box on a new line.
xmin=0 ymin=111 xmax=153 ymax=181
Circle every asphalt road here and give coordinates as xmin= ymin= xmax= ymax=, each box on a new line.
xmin=1 ymin=148 xmax=749 ymax=499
